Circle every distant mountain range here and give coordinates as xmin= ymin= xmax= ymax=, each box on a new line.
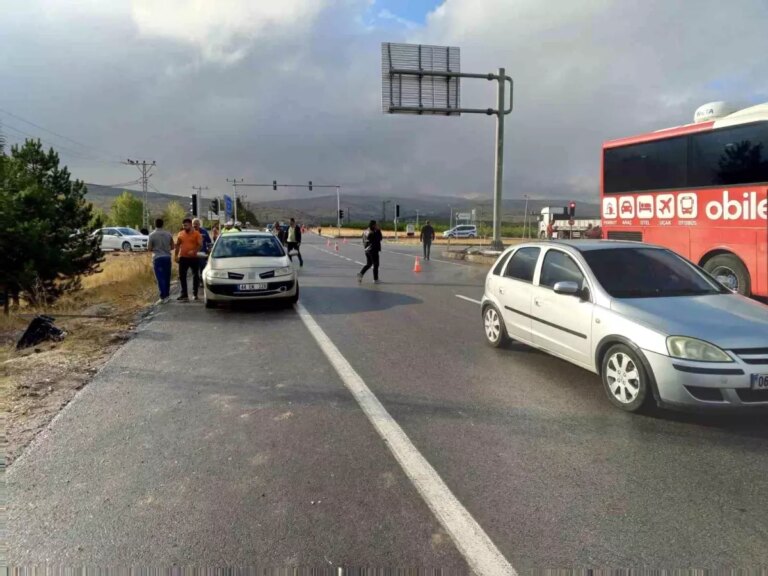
xmin=85 ymin=183 xmax=600 ymax=224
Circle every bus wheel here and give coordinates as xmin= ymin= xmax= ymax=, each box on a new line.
xmin=703 ymin=254 xmax=751 ymax=296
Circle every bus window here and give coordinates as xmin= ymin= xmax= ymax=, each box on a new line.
xmin=603 ymin=136 xmax=687 ymax=194
xmin=688 ymin=122 xmax=768 ymax=187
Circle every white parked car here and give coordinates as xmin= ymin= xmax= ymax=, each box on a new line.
xmin=443 ymin=225 xmax=477 ymax=239
xmin=203 ymin=231 xmax=298 ymax=308
xmin=92 ymin=227 xmax=148 ymax=251
xmin=482 ymin=240 xmax=768 ymax=412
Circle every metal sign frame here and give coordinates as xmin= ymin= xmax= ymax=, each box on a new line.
xmin=382 ymin=42 xmax=514 ymax=249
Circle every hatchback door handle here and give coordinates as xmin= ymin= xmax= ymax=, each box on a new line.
xmin=534 ymin=297 xmax=541 ymax=306
xmin=498 ymin=287 xmax=504 ymax=294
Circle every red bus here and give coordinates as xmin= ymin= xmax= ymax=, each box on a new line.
xmin=601 ymin=102 xmax=768 ymax=297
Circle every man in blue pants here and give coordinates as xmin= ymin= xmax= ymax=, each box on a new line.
xmin=147 ymin=218 xmax=175 ymax=303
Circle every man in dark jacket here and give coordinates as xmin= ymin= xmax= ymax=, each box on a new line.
xmin=357 ymin=220 xmax=383 ymax=284
xmin=419 ymin=220 xmax=435 ymax=260
xmin=284 ymin=218 xmax=303 ymax=267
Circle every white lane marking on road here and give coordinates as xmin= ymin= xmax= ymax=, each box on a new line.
xmin=354 ymin=261 xmax=365 ymax=266
xmin=296 ymin=302 xmax=516 ymax=576
xmin=455 ymin=294 xmax=482 ymax=305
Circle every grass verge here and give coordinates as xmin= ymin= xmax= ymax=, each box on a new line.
xmin=1 ymin=252 xmax=158 ymax=465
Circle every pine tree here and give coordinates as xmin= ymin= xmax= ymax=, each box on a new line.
xmin=0 ymin=139 xmax=103 ymax=309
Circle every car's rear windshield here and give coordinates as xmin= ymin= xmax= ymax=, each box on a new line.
xmin=117 ymin=227 xmax=141 ymax=235
xmin=212 ymin=235 xmax=285 ymax=258
xmin=581 ymin=247 xmax=727 ymax=298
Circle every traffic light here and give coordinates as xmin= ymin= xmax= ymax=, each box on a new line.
xmin=209 ymin=199 xmax=218 ymax=214
xmin=308 ymin=181 xmax=313 ymax=191
xmin=396 ymin=204 xmax=400 ymax=218
xmin=191 ymin=193 xmax=198 ymax=216
xmin=273 ymin=180 xmax=277 ymax=191
xmin=339 ymin=209 xmax=345 ymax=219
xmin=568 ymin=202 xmax=576 ymax=218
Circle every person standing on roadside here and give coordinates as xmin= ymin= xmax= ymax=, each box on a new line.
xmin=174 ymin=218 xmax=203 ymax=301
xmin=285 ymin=217 xmax=304 ymax=267
xmin=192 ymin=218 xmax=213 ymax=287
xmin=420 ymin=220 xmax=436 ymax=260
xmin=147 ymin=218 xmax=174 ymax=303
xmin=357 ymin=220 xmax=383 ymax=284
xmin=211 ymin=224 xmax=220 ymax=242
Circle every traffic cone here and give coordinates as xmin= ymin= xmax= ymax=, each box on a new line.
xmin=335 ymin=243 xmax=339 ymax=251
xmin=413 ymin=256 xmax=422 ymax=273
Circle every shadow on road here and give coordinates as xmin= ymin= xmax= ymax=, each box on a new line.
xmin=301 ymin=286 xmax=422 ymax=315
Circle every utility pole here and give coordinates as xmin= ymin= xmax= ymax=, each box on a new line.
xmin=123 ymin=159 xmax=156 ymax=229
xmin=191 ymin=185 xmax=209 ymax=219
xmin=226 ymin=178 xmax=243 ymax=223
xmin=416 ymin=209 xmax=420 ymax=228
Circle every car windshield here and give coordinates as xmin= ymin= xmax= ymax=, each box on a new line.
xmin=212 ymin=235 xmax=285 ymax=258
xmin=116 ymin=227 xmax=141 ymax=235
xmin=582 ymin=247 xmax=727 ymax=298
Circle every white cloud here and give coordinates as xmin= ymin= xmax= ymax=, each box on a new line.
xmin=376 ymin=8 xmax=418 ymax=30
xmin=2 ymin=0 xmax=768 ymax=203
xmin=130 ymin=0 xmax=329 ymax=64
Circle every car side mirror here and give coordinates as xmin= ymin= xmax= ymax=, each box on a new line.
xmin=553 ymin=281 xmax=580 ymax=296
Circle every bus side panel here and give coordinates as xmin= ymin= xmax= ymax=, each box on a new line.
xmin=643 ymin=227 xmax=691 ymax=260
xmin=759 ymin=224 xmax=768 ymax=297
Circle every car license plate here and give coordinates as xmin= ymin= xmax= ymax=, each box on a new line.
xmin=238 ymin=283 xmax=267 ymax=291
xmin=751 ymin=374 xmax=768 ymax=390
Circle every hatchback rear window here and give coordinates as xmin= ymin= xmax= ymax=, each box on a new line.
xmin=504 ymin=247 xmax=540 ymax=282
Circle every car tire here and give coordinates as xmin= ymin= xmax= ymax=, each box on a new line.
xmin=702 ymin=253 xmax=751 ymax=296
xmin=121 ymin=241 xmax=132 ymax=252
xmin=482 ymin=305 xmax=508 ymax=348
xmin=287 ymin=283 xmax=299 ymax=305
xmin=204 ymin=295 xmax=217 ymax=309
xmin=600 ymin=344 xmax=652 ymax=412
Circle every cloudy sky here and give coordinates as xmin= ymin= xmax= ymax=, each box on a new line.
xmin=2 ymin=0 xmax=767 ymax=203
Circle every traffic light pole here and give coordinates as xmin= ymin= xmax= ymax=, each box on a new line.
xmin=227 ymin=181 xmax=342 ymax=235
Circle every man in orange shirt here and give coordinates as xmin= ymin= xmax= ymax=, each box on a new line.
xmin=174 ymin=217 xmax=203 ymax=301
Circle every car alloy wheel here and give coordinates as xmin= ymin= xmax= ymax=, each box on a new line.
xmin=601 ymin=344 xmax=651 ymax=412
xmin=483 ymin=306 xmax=507 ymax=348
xmin=121 ymin=241 xmax=132 ymax=252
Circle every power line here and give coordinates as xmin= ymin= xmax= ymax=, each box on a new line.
xmin=99 ymin=179 xmax=142 ymax=188
xmin=1 ymin=122 xmax=123 ymax=165
xmin=0 ymin=107 xmax=127 ymax=162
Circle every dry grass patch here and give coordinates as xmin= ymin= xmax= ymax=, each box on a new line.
xmin=1 ymin=252 xmax=159 ymax=464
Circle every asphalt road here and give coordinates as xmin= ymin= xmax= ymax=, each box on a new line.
xmin=8 ymin=233 xmax=768 ymax=571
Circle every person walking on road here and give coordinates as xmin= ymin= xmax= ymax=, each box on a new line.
xmin=174 ymin=218 xmax=203 ymax=301
xmin=285 ymin=217 xmax=304 ymax=267
xmin=420 ymin=220 xmax=436 ymax=260
xmin=192 ymin=218 xmax=213 ymax=288
xmin=357 ymin=220 xmax=383 ymax=284
xmin=147 ymin=218 xmax=174 ymax=303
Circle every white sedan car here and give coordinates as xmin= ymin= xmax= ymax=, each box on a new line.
xmin=482 ymin=240 xmax=768 ymax=412
xmin=203 ymin=231 xmax=298 ymax=308
xmin=93 ymin=227 xmax=148 ymax=251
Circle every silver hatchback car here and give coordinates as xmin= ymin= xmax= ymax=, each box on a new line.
xmin=481 ymin=240 xmax=768 ymax=412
